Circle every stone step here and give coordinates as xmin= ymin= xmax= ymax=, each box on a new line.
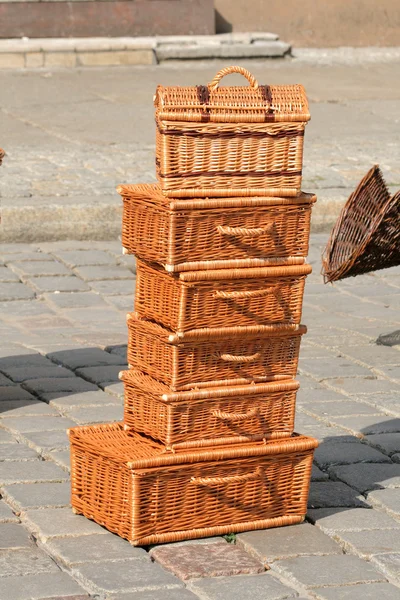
xmin=0 ymin=34 xmax=290 ymax=69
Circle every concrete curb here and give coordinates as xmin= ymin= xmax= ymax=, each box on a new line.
xmin=0 ymin=33 xmax=291 ymax=68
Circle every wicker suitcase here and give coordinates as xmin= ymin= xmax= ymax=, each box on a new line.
xmin=69 ymin=422 xmax=318 ymax=546
xmin=121 ymin=369 xmax=299 ymax=448
xmin=135 ymin=259 xmax=311 ymax=332
xmin=127 ymin=313 xmax=306 ymax=391
xmin=118 ymin=184 xmax=316 ymax=272
xmin=155 ymin=65 xmax=310 ymax=197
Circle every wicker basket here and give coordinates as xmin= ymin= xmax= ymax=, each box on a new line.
xmin=120 ymin=369 xmax=299 ymax=448
xmin=154 ymin=66 xmax=310 ymax=198
xmin=127 ymin=313 xmax=306 ymax=391
xmin=135 ymin=259 xmax=312 ymax=331
xmin=118 ymin=184 xmax=316 ymax=272
xmin=69 ymin=422 xmax=318 ymax=545
xmin=0 ymin=148 xmax=4 ymax=165
xmin=322 ymin=166 xmax=400 ymax=282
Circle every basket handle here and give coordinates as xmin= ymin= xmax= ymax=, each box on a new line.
xmin=213 ymin=287 xmax=273 ymax=300
xmin=212 ymin=407 xmax=260 ymax=421
xmin=218 ymin=352 xmax=261 ymax=363
xmin=191 ymin=469 xmax=261 ymax=486
xmin=216 ymin=224 xmax=273 ymax=237
xmin=208 ymin=66 xmax=259 ymax=92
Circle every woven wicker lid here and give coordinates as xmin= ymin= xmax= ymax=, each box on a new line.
xmin=68 ymin=422 xmax=318 ymax=468
xmin=154 ymin=66 xmax=310 ymax=124
xmin=119 ymin=368 xmax=300 ymax=402
xmin=128 ymin=312 xmax=307 ymax=343
xmin=117 ymin=183 xmax=316 ymax=210
xmin=137 ymin=259 xmax=312 ymax=283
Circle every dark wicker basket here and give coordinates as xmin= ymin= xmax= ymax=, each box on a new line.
xmin=322 ymin=166 xmax=400 ymax=282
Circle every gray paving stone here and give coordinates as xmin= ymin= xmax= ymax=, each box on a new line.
xmin=312 ymin=582 xmax=400 ymax=600
xmin=74 ymin=559 xmax=182 ymax=593
xmin=0 ymin=523 xmax=33 ymax=549
xmin=8 ymin=260 xmax=71 ymax=278
xmin=368 ymin=489 xmax=400 ymax=518
xmin=2 ymin=252 xmax=54 ymax=263
xmin=75 ymin=365 xmax=126 ymax=385
xmin=323 ymin=377 xmax=400 ymax=395
xmin=104 ymin=294 xmax=134 ymax=312
xmin=332 ymin=416 xmax=400 ymax=435
xmin=0 ymin=385 xmax=37 ymax=410
xmin=0 ymin=460 xmax=69 ymax=485
xmin=0 ymin=353 xmax=55 ymax=370
xmin=0 ymin=429 xmax=14 ymax=444
xmin=24 ymin=507 xmax=109 ymax=541
xmin=238 ymin=523 xmax=341 ymax=563
xmin=45 ymin=532 xmax=146 ymax=566
xmin=42 ymin=448 xmax=70 ymax=471
xmin=313 ymin=442 xmax=390 ymax=468
xmin=43 ymin=291 xmax=108 ymax=309
xmin=339 ymin=344 xmax=400 ymax=366
xmin=371 ymin=553 xmax=400 ymax=581
xmin=312 ymin=464 xmax=329 ymax=481
xmin=0 ymin=500 xmax=18 ymax=523
xmin=47 ymin=390 xmax=121 ymax=408
xmin=271 ymin=554 xmax=386 ymax=588
xmin=2 ymin=482 xmax=71 ymax=510
xmin=0 ymin=547 xmax=60 ymax=578
xmin=21 ymin=429 xmax=69 ymax=451
xmin=2 ymin=365 xmax=75 ymax=383
xmin=151 ymin=542 xmax=264 ymax=580
xmin=308 ymin=507 xmax=400 ymax=532
xmin=365 ymin=433 xmax=400 ymax=455
xmin=88 ymin=279 xmax=135 ymax=295
xmin=331 ymin=463 xmax=400 ymax=493
xmin=302 ymin=399 xmax=381 ymax=417
xmin=0 ymin=301 xmax=54 ymax=319
xmin=109 ymin=590 xmax=199 ymax=600
xmin=189 ymin=573 xmax=298 ymax=600
xmin=0 ymin=265 xmax=22 ymax=282
xmin=308 ymin=481 xmax=368 ymax=508
xmin=0 ymin=372 xmax=15 ymax=386
xmin=0 ymin=571 xmax=87 ymax=600
xmin=0 ymin=400 xmax=59 ymax=418
xmin=335 ymin=528 xmax=400 ymax=558
xmin=47 ymin=348 xmax=125 ymax=369
xmin=1 ymin=415 xmax=76 ymax=434
xmin=62 ymin=307 xmax=126 ymax=327
xmin=0 ymin=282 xmax=35 ymax=301
xmin=102 ymin=381 xmax=124 ymax=397
xmin=0 ymin=442 xmax=39 ymax=461
xmin=27 ymin=277 xmax=90 ymax=293
xmin=23 ymin=377 xmax=98 ymax=396
xmin=299 ymin=358 xmax=373 ymax=380
xmin=73 ymin=265 xmax=135 ymax=281
xmin=66 ymin=404 xmax=123 ymax=425
xmin=52 ymin=250 xmax=116 ymax=268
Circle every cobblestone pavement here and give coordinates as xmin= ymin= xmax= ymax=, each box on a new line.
xmin=0 ymin=235 xmax=400 ymax=599
xmin=1 ymin=56 xmax=400 ymax=240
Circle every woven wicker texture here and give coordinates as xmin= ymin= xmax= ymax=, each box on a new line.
xmin=69 ymin=422 xmax=317 ymax=545
xmin=118 ymin=184 xmax=316 ymax=272
xmin=127 ymin=314 xmax=306 ymax=391
xmin=322 ymin=166 xmax=400 ymax=282
xmin=121 ymin=369 xmax=299 ymax=447
xmin=155 ymin=66 xmax=309 ymax=197
xmin=135 ymin=260 xmax=312 ymax=331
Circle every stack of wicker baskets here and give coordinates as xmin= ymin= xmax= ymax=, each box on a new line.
xmin=69 ymin=66 xmax=318 ymax=546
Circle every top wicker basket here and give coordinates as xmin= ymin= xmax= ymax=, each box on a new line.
xmin=155 ymin=66 xmax=310 ymax=198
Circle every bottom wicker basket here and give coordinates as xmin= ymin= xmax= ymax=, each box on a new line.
xmin=69 ymin=422 xmax=318 ymax=546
